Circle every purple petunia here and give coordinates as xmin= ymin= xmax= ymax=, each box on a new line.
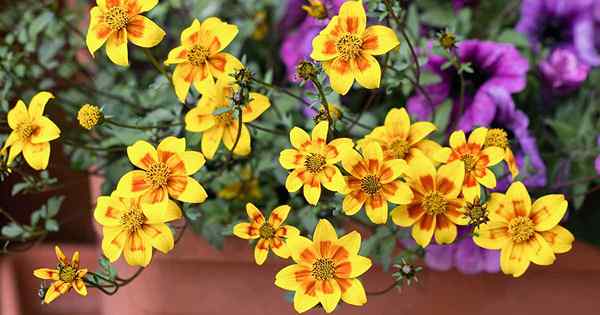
xmin=407 ymin=40 xmax=529 ymax=132
xmin=539 ymin=48 xmax=590 ymax=93
xmin=574 ymin=0 xmax=600 ymax=65
xmin=425 ymin=227 xmax=500 ymax=275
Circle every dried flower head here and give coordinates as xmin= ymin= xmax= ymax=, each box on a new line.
xmin=392 ymin=258 xmax=423 ymax=288
xmin=77 ymin=104 xmax=103 ymax=130
xmin=295 ymin=60 xmax=319 ymax=81
xmin=233 ymin=68 xmax=253 ymax=88
xmin=438 ymin=30 xmax=457 ymax=50
xmin=464 ymin=197 xmax=490 ymax=229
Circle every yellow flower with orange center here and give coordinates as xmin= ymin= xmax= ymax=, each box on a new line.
xmin=86 ymin=0 xmax=166 ymax=66
xmin=33 ymin=246 xmax=88 ymax=304
xmin=165 ymin=18 xmax=243 ymax=102
xmin=473 ymin=181 xmax=574 ymax=277
xmin=483 ymin=127 xmax=519 ymax=178
xmin=3 ymin=92 xmax=60 ymax=170
xmin=391 ymin=151 xmax=468 ymax=247
xmin=433 ymin=127 xmax=504 ymax=201
xmin=233 ymin=203 xmax=300 ymax=265
xmin=279 ymin=121 xmax=353 ymax=205
xmin=310 ymin=0 xmax=399 ymax=95
xmin=184 ymin=78 xmax=271 ymax=159
xmin=358 ymin=108 xmax=440 ymax=162
xmin=94 ymin=193 xmax=182 ymax=267
xmin=340 ymin=142 xmax=413 ymax=224
xmin=116 ymin=136 xmax=208 ymax=205
xmin=275 ymin=219 xmax=372 ymax=313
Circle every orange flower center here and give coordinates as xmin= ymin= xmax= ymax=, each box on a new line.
xmin=422 ymin=192 xmax=448 ymax=215
xmin=304 ymin=153 xmax=326 ymax=173
xmin=188 ymin=45 xmax=210 ymax=66
xmin=311 ymin=258 xmax=335 ymax=281
xmin=360 ymin=175 xmax=382 ymax=195
xmin=144 ymin=162 xmax=171 ymax=188
xmin=484 ymin=128 xmax=508 ymax=149
xmin=259 ymin=223 xmax=275 ymax=239
xmin=336 ymin=33 xmax=362 ymax=61
xmin=508 ymin=216 xmax=535 ymax=243
xmin=390 ymin=138 xmax=410 ymax=159
xmin=105 ymin=6 xmax=129 ymax=31
xmin=58 ymin=264 xmax=77 ymax=283
xmin=460 ymin=154 xmax=478 ymax=173
xmin=215 ymin=111 xmax=235 ymax=126
xmin=16 ymin=121 xmax=36 ymax=140
xmin=120 ymin=209 xmax=146 ymax=232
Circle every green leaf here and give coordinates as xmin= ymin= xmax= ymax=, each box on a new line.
xmin=29 ymin=11 xmax=55 ymax=38
xmin=45 ymin=196 xmax=65 ymax=218
xmin=11 ymin=182 xmax=30 ymax=196
xmin=44 ymin=219 xmax=59 ymax=232
xmin=1 ymin=223 xmax=24 ymax=238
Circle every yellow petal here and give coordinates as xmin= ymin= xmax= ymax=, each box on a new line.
xmin=384 ymin=108 xmax=410 ymax=141
xmin=144 ymin=199 xmax=183 ymax=223
xmin=365 ymin=194 xmax=388 ymax=224
xmin=326 ymin=138 xmax=354 ymax=164
xmin=303 ymin=179 xmax=322 ymax=205
xmin=116 ymin=170 xmax=149 ymax=197
xmin=540 ymin=225 xmax=574 ymax=254
xmin=288 ymin=235 xmax=318 ymax=265
xmin=246 ymin=203 xmax=266 ymax=225
xmin=528 ymin=234 xmax=556 ymax=266
xmin=310 ymin=18 xmax=340 ymax=61
xmin=275 ymin=264 xmax=309 ymax=290
xmin=487 ymin=192 xmax=512 ymax=223
xmin=223 ymin=124 xmax=251 ymax=156
xmin=164 ymin=45 xmax=188 ymax=65
xmin=412 ymin=214 xmax=436 ymax=247
xmin=101 ymin=227 xmax=127 ymax=262
xmin=268 ymin=205 xmax=291 ymax=229
xmin=242 ymin=92 xmax=270 ymax=122
xmin=500 ymin=242 xmax=530 ymax=278
xmin=379 ymin=159 xmax=407 ymax=184
xmin=142 ymin=223 xmax=175 ymax=254
xmin=340 ymin=278 xmax=367 ymax=306
xmin=341 ymin=149 xmax=367 ymax=178
xmin=406 ymin=150 xmax=436 ymax=194
xmin=157 ymin=136 xmax=186 ymax=155
xmin=314 ymin=219 xmax=338 ymax=244
xmin=86 ymin=6 xmax=113 ymax=56
xmin=106 ymin=29 xmax=129 ymax=67
xmin=311 ymin=120 xmax=329 ymax=144
xmin=233 ymin=222 xmax=259 ymax=239
xmin=285 ymin=169 xmax=305 ymax=192
xmin=185 ymin=106 xmax=216 ymax=132
xmin=323 ymin=58 xmax=354 ymax=95
xmin=290 ymin=126 xmax=311 ymax=151
xmin=531 ymin=194 xmax=568 ymax=231
xmin=199 ymin=17 xmax=238 ymax=53
xmin=126 ymin=15 xmax=165 ymax=48
xmin=30 ymin=116 xmax=60 ymax=144
xmin=172 ymin=63 xmax=196 ymax=102
xmin=480 ymin=146 xmax=504 ymax=166
xmin=505 ymin=147 xmax=519 ymax=178
xmin=382 ymin=180 xmax=413 ymax=205
xmin=72 ymin=279 xmax=88 ymax=296
xmin=320 ymin=165 xmax=345 ymax=192
xmin=130 ymin=0 xmax=159 ymax=14
xmin=436 ymin=160 xmax=464 ymax=198
xmin=361 ymin=25 xmax=399 ymax=55
xmin=23 ymin=142 xmax=50 ymax=170
xmin=33 ymin=268 xmax=60 ymax=281
xmin=391 ymin=204 xmax=425 ymax=227
xmin=179 ymin=151 xmax=205 ymax=175
xmin=270 ymin=237 xmax=291 ymax=258
xmin=342 ymin=189 xmax=367 ymax=215
xmin=201 ymin=125 xmax=224 ymax=159
xmin=207 ymin=52 xmax=243 ymax=83
xmin=127 ymin=140 xmax=158 ymax=170
xmin=254 ymin=238 xmax=270 ymax=265
xmin=408 ymin=122 xmax=436 ymax=145
xmin=93 ymin=195 xmax=124 ymax=227
xmin=472 ymin=222 xmax=510 ymax=250
xmin=294 ymin=291 xmax=320 ymax=314
xmin=318 ymin=280 xmax=341 ymax=313
xmin=123 ymin=231 xmax=153 ymax=267
xmin=432 ymin=147 xmax=452 ymax=163
xmin=338 ymin=0 xmax=366 ymax=34
xmin=433 ymin=215 xmax=457 ymax=244
xmin=449 ymin=130 xmax=467 ymax=149
xmin=475 ymin=168 xmax=497 ymax=189
xmin=44 ymin=281 xmax=71 ymax=304
xmin=346 ymin=255 xmax=372 ymax=278
xmin=180 ymin=19 xmax=201 ymax=47
xmin=7 ymin=100 xmax=29 ymax=129
xmin=505 ymin=181 xmax=531 ymax=218
xmin=337 ymin=231 xmax=361 ymax=256
xmin=28 ymin=91 xmax=54 ymax=118
xmin=169 ymin=176 xmax=208 ymax=203
xmin=467 ymin=127 xmax=487 ymax=147
xmin=352 ymin=53 xmax=381 ymax=89
xmin=279 ymin=149 xmax=304 ymax=169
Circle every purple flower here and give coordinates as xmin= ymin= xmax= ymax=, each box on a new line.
xmin=516 ymin=0 xmax=596 ymax=64
xmin=407 ymin=40 xmax=529 ymax=131
xmin=425 ymin=228 xmax=500 ymax=275
xmin=279 ymin=0 xmax=345 ymax=81
xmin=574 ymin=0 xmax=600 ymax=65
xmin=539 ymin=48 xmax=589 ymax=93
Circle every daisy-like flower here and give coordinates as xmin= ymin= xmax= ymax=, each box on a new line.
xmin=279 ymin=121 xmax=353 ymax=205
xmin=275 ymin=219 xmax=372 ymax=313
xmin=233 ymin=203 xmax=300 ymax=265
xmin=340 ymin=142 xmax=413 ymax=224
xmin=358 ymin=108 xmax=440 ymax=162
xmin=433 ymin=127 xmax=504 ymax=201
xmin=2 ymin=91 xmax=60 ymax=170
xmin=165 ymin=18 xmax=243 ymax=102
xmin=184 ymin=77 xmax=271 ymax=159
xmin=86 ymin=0 xmax=166 ymax=67
xmin=33 ymin=246 xmax=88 ymax=304
xmin=310 ymin=0 xmax=400 ymax=95
xmin=473 ymin=181 xmax=574 ymax=277
xmin=483 ymin=127 xmax=519 ymax=179
xmin=116 ymin=136 xmax=207 ymax=204
xmin=391 ymin=152 xmax=468 ymax=247
xmin=94 ymin=193 xmax=182 ymax=266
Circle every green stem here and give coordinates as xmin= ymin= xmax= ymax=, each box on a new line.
xmin=104 ymin=119 xmax=181 ymax=131
xmin=309 ymin=78 xmax=334 ymax=132
xmin=143 ymin=48 xmax=172 ymax=84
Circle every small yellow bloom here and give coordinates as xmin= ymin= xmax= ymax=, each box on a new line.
xmin=33 ymin=246 xmax=88 ymax=304
xmin=391 ymin=151 xmax=468 ymax=247
xmin=218 ymin=165 xmax=263 ymax=201
xmin=77 ymin=104 xmax=103 ymax=130
xmin=94 ymin=193 xmax=182 ymax=267
xmin=433 ymin=127 xmax=504 ymax=201
xmin=310 ymin=0 xmax=400 ymax=94
xmin=165 ymin=18 xmax=243 ymax=102
xmin=3 ymin=91 xmax=60 ymax=170
xmin=340 ymin=142 xmax=413 ymax=224
xmin=279 ymin=121 xmax=353 ymax=205
xmin=233 ymin=203 xmax=300 ymax=265
xmin=473 ymin=182 xmax=574 ymax=277
xmin=275 ymin=219 xmax=372 ymax=313
xmin=483 ymin=127 xmax=519 ymax=178
xmin=184 ymin=78 xmax=271 ymax=159
xmin=303 ymin=0 xmax=328 ymax=19
xmin=116 ymin=136 xmax=208 ymax=205
xmin=86 ymin=0 xmax=166 ymax=66
xmin=252 ymin=11 xmax=268 ymax=40
xmin=358 ymin=108 xmax=440 ymax=162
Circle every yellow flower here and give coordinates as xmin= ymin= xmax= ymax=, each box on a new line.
xmin=483 ymin=127 xmax=519 ymax=178
xmin=184 ymin=78 xmax=271 ymax=159
xmin=86 ymin=0 xmax=166 ymax=66
xmin=33 ymin=246 xmax=88 ymax=304
xmin=3 ymin=91 xmax=60 ymax=170
xmin=165 ymin=18 xmax=243 ymax=102
xmin=275 ymin=219 xmax=372 ymax=313
xmin=77 ymin=104 xmax=103 ymax=130
xmin=358 ymin=108 xmax=440 ymax=162
xmin=391 ymin=151 xmax=468 ymax=247
xmin=251 ymin=11 xmax=268 ymax=40
xmin=473 ymin=182 xmax=574 ymax=277
xmin=233 ymin=203 xmax=300 ymax=265
xmin=310 ymin=0 xmax=399 ymax=95
xmin=218 ymin=165 xmax=263 ymax=201
xmin=116 ymin=136 xmax=208 ymax=205
xmin=303 ymin=0 xmax=328 ymax=19
xmin=279 ymin=121 xmax=353 ymax=205
xmin=433 ymin=127 xmax=504 ymax=201
xmin=94 ymin=193 xmax=182 ymax=267
xmin=340 ymin=142 xmax=413 ymax=224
